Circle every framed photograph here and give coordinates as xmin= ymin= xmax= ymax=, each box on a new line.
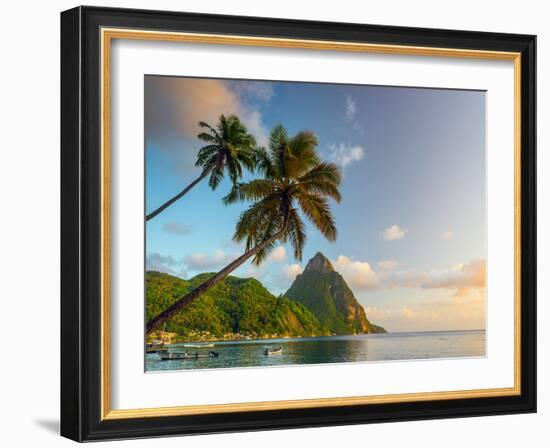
xmin=61 ymin=6 xmax=536 ymax=442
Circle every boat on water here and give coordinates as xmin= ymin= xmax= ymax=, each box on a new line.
xmin=182 ymin=343 xmax=215 ymax=348
xmin=159 ymin=351 xmax=219 ymax=361
xmin=264 ymin=347 xmax=283 ymax=356
xmin=146 ymin=323 xmax=170 ymax=353
xmin=146 ymin=342 xmax=168 ymax=354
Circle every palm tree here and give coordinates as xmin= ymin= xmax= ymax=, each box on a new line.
xmin=146 ymin=125 xmax=342 ymax=334
xmin=145 ymin=114 xmax=256 ymax=221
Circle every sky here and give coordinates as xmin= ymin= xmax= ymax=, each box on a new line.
xmin=145 ymin=75 xmax=486 ymax=332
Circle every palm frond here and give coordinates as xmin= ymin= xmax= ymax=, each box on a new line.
xmin=235 ymin=147 xmax=256 ymax=172
xmin=253 ymin=147 xmax=277 ymax=178
xmin=198 ymin=121 xmax=220 ymax=139
xmin=195 ymin=115 xmax=257 ymax=190
xmin=297 ymin=162 xmax=342 ymax=202
xmin=249 ymin=208 xmax=286 ymax=265
xmin=284 ymin=131 xmax=320 ymax=178
xmin=268 ymin=125 xmax=288 ymax=178
xmin=249 ymin=222 xmax=279 ymax=264
xmin=226 ymin=124 xmax=341 ymax=268
xmin=195 ymin=145 xmax=219 ymax=167
xmin=296 ymin=191 xmax=337 ymax=241
xmin=197 ymin=132 xmax=218 ymax=143
xmin=287 ymin=208 xmax=307 ymax=260
xmin=289 ymin=131 xmax=319 ymax=159
xmin=233 ymin=194 xmax=281 ymax=243
xmin=224 ymin=179 xmax=276 ymax=205
xmin=225 ymin=154 xmax=242 ymax=185
xmin=208 ymin=162 xmax=225 ymax=190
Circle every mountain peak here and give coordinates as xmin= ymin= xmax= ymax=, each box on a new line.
xmin=286 ymin=252 xmax=386 ymax=334
xmin=304 ymin=252 xmax=334 ymax=273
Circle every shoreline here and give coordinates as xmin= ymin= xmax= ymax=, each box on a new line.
xmin=156 ymin=329 xmax=485 ymax=346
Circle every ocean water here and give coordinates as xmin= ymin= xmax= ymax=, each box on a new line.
xmin=145 ymin=329 xmax=485 ymax=372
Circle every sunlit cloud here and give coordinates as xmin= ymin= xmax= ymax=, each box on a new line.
xmin=246 ymin=246 xmax=288 ymax=279
xmin=329 ymin=255 xmax=486 ymax=295
xmin=270 ymin=246 xmax=287 ymax=262
xmin=364 ymin=306 xmax=392 ymax=321
xmin=422 ymin=258 xmax=486 ymax=296
xmin=359 ymin=289 xmax=485 ymax=332
xmin=183 ymin=249 xmax=239 ymax=271
xmin=440 ymin=230 xmax=455 ymax=240
xmin=146 ymin=77 xmax=269 ymax=144
xmin=243 ymin=247 xmax=300 ymax=293
xmin=377 ymin=260 xmax=398 ymax=271
xmin=382 ymin=224 xmax=406 ymax=241
xmin=281 ymin=263 xmax=303 ymax=281
xmin=145 ymin=77 xmax=271 ymax=176
xmin=333 ymin=255 xmax=379 ymax=289
xmin=395 ymin=289 xmax=486 ymax=331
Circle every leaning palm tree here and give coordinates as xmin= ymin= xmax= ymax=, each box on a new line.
xmin=146 ymin=114 xmax=256 ymax=221
xmin=146 ymin=125 xmax=342 ymax=334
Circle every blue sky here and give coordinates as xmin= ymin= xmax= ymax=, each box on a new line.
xmin=145 ymin=76 xmax=486 ymax=332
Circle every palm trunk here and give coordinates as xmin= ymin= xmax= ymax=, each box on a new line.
xmin=146 ymin=170 xmax=208 ymax=221
xmin=146 ymin=229 xmax=285 ymax=335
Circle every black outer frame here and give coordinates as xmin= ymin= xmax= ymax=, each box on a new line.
xmin=60 ymin=6 xmax=537 ymax=442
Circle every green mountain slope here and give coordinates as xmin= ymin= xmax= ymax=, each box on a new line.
xmin=285 ymin=252 xmax=387 ymax=334
xmin=146 ymin=271 xmax=328 ymax=341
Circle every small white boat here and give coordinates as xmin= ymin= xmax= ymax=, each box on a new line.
xmin=146 ymin=343 xmax=168 ymax=354
xmin=264 ymin=347 xmax=283 ymax=356
xmin=183 ymin=343 xmax=215 ymax=348
xmin=146 ymin=323 xmax=169 ymax=353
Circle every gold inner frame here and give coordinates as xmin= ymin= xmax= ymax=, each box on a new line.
xmin=100 ymin=28 xmax=522 ymax=420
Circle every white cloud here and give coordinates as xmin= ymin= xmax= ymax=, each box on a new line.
xmin=400 ymin=307 xmax=418 ymax=320
xmin=395 ymin=289 xmax=486 ymax=331
xmin=329 ymin=254 xmax=485 ymax=295
xmin=146 ymin=252 xmax=177 ymax=269
xmin=352 ymin=122 xmax=364 ymax=133
xmin=281 ymin=263 xmax=303 ymax=281
xmin=345 ymin=96 xmax=357 ymax=120
xmin=230 ymin=80 xmax=274 ymax=102
xmin=240 ymin=109 xmax=269 ymax=147
xmin=440 ymin=230 xmax=454 ymax=240
xmin=344 ymin=96 xmax=365 ymax=133
xmin=377 ymin=260 xmax=397 ymax=271
xmin=146 ymin=252 xmax=187 ymax=278
xmin=246 ymin=247 xmax=287 ymax=276
xmin=420 ymin=258 xmax=486 ymax=295
xmin=328 ymin=142 xmax=365 ymax=168
xmin=390 ymin=259 xmax=486 ymax=294
xmin=383 ymin=225 xmax=406 ymax=241
xmin=364 ymin=307 xmax=392 ymax=321
xmin=162 ymin=221 xmax=191 ymax=235
xmin=270 ymin=246 xmax=287 ymax=262
xmin=183 ymin=249 xmax=238 ymax=271
xmin=333 ymin=255 xmax=380 ymax=289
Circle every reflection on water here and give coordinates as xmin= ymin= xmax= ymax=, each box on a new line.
xmin=145 ymin=330 xmax=485 ymax=372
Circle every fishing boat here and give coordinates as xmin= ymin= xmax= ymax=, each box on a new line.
xmin=159 ymin=351 xmax=219 ymax=361
xmin=146 ymin=341 xmax=168 ymax=354
xmin=183 ymin=343 xmax=215 ymax=348
xmin=146 ymin=323 xmax=169 ymax=353
xmin=264 ymin=347 xmax=283 ymax=356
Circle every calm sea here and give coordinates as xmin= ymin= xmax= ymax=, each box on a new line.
xmin=145 ymin=329 xmax=485 ymax=372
